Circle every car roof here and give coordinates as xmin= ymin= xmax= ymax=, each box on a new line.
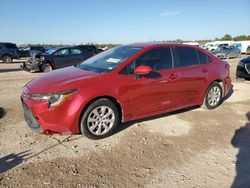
xmin=0 ymin=42 xmax=16 ymax=45
xmin=124 ymin=42 xmax=202 ymax=49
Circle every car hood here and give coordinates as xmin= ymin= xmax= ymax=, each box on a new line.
xmin=25 ymin=66 xmax=102 ymax=94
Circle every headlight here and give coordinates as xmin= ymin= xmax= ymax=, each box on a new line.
xmin=40 ymin=56 xmax=45 ymax=61
xmin=29 ymin=89 xmax=78 ymax=107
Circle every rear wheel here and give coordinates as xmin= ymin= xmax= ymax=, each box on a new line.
xmin=202 ymin=82 xmax=223 ymax=110
xmin=80 ymin=99 xmax=120 ymax=139
xmin=2 ymin=55 xmax=12 ymax=63
xmin=41 ymin=63 xmax=52 ymax=72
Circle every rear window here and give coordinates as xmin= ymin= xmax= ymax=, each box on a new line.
xmin=71 ymin=48 xmax=82 ymax=55
xmin=173 ymin=46 xmax=199 ymax=67
xmin=5 ymin=43 xmax=17 ymax=49
xmin=197 ymin=50 xmax=212 ymax=64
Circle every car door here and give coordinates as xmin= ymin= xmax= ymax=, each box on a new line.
xmin=232 ymin=46 xmax=239 ymax=57
xmin=52 ymin=48 xmax=71 ymax=68
xmin=171 ymin=46 xmax=211 ymax=106
xmin=119 ymin=47 xmax=181 ymax=117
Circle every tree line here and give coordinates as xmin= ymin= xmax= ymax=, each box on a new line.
xmin=18 ymin=34 xmax=250 ymax=48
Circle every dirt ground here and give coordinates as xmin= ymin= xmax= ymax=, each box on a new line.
xmin=0 ymin=56 xmax=250 ymax=188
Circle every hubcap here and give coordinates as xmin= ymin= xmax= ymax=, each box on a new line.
xmin=87 ymin=106 xmax=115 ymax=136
xmin=207 ymin=86 xmax=221 ymax=106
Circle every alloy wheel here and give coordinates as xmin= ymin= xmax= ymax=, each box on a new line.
xmin=87 ymin=106 xmax=115 ymax=136
xmin=207 ymin=86 xmax=221 ymax=107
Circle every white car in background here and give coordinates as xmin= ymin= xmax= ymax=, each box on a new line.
xmin=205 ymin=41 xmax=234 ymax=51
xmin=232 ymin=41 xmax=250 ymax=54
xmin=182 ymin=42 xmax=200 ymax=47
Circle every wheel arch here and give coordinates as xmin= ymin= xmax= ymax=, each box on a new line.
xmin=202 ymin=79 xmax=224 ymax=104
xmin=1 ymin=53 xmax=13 ymax=59
xmin=78 ymin=95 xmax=123 ymax=133
xmin=40 ymin=60 xmax=53 ymax=70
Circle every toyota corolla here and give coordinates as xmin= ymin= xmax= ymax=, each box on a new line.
xmin=21 ymin=43 xmax=232 ymax=139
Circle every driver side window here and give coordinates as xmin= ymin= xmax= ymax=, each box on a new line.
xmin=54 ymin=49 xmax=70 ymax=56
xmin=122 ymin=47 xmax=173 ymax=74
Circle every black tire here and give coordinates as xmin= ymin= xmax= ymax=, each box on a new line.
xmin=2 ymin=55 xmax=12 ymax=63
xmin=202 ymin=82 xmax=223 ymax=110
xmin=41 ymin=63 xmax=52 ymax=72
xmin=80 ymin=99 xmax=120 ymax=139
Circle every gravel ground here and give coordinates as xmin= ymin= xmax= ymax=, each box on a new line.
xmin=0 ymin=56 xmax=250 ymax=188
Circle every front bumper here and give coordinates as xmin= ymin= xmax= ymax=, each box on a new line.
xmin=20 ymin=59 xmax=41 ymax=73
xmin=236 ymin=65 xmax=250 ymax=79
xmin=21 ymin=99 xmax=41 ymax=133
xmin=21 ymin=87 xmax=87 ymax=135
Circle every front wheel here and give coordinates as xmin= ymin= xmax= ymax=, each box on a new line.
xmin=80 ymin=99 xmax=120 ymax=139
xmin=202 ymin=82 xmax=223 ymax=110
xmin=41 ymin=63 xmax=52 ymax=72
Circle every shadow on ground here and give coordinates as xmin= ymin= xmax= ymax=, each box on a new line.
xmin=0 ymin=68 xmax=23 ymax=73
xmin=0 ymin=151 xmax=31 ymax=173
xmin=0 ymin=135 xmax=82 ymax=173
xmin=231 ymin=112 xmax=250 ymax=187
xmin=0 ymin=107 xmax=6 ymax=119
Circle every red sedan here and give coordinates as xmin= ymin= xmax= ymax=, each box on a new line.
xmin=21 ymin=43 xmax=232 ymax=139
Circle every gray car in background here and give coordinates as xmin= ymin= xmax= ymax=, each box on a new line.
xmin=212 ymin=46 xmax=241 ymax=59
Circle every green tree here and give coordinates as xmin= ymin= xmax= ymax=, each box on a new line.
xmin=233 ymin=35 xmax=250 ymax=41
xmin=221 ymin=34 xmax=233 ymax=41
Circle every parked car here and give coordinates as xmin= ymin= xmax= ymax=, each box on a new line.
xmin=21 ymin=46 xmax=96 ymax=72
xmin=21 ymin=43 xmax=232 ymax=139
xmin=0 ymin=42 xmax=19 ymax=63
xmin=236 ymin=56 xmax=250 ymax=79
xmin=205 ymin=41 xmax=234 ymax=51
xmin=212 ymin=46 xmax=241 ymax=59
xmin=19 ymin=46 xmax=46 ymax=58
xmin=232 ymin=41 xmax=250 ymax=54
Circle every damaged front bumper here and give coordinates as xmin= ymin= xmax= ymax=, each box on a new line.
xmin=20 ymin=59 xmax=41 ymax=73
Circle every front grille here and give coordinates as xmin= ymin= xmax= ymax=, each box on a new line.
xmin=21 ymin=100 xmax=41 ymax=133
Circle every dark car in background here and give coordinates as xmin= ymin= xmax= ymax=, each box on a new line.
xmin=236 ymin=56 xmax=250 ymax=79
xmin=21 ymin=46 xmax=97 ymax=72
xmin=19 ymin=46 xmax=46 ymax=58
xmin=0 ymin=42 xmax=19 ymax=63
xmin=212 ymin=46 xmax=241 ymax=59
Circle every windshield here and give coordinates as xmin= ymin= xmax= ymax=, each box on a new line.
xmin=46 ymin=48 xmax=57 ymax=54
xmin=78 ymin=46 xmax=142 ymax=73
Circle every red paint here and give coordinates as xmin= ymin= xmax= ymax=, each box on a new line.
xmin=135 ymin=65 xmax=152 ymax=75
xmin=21 ymin=43 xmax=232 ymax=135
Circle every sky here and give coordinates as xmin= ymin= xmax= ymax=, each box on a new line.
xmin=0 ymin=0 xmax=249 ymax=44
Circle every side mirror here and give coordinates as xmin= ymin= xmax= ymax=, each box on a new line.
xmin=135 ymin=65 xmax=152 ymax=75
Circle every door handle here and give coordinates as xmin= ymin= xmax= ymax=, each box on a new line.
xmin=169 ymin=73 xmax=179 ymax=80
xmin=202 ymin=68 xmax=208 ymax=73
